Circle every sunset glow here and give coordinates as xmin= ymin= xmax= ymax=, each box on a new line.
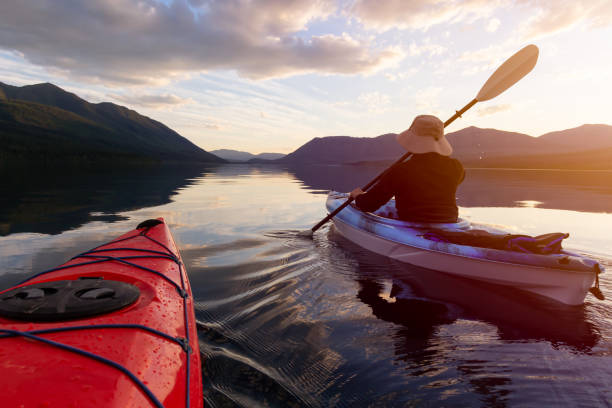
xmin=1 ymin=0 xmax=611 ymax=154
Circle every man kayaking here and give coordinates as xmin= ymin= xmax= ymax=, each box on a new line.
xmin=349 ymin=114 xmax=465 ymax=223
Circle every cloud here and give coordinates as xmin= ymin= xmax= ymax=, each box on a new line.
xmin=4 ymin=1 xmax=609 ymax=89
xmin=457 ymin=43 xmax=518 ymax=75
xmin=408 ymin=41 xmax=447 ymax=57
xmin=486 ymin=18 xmax=501 ymax=32
xmin=202 ymin=122 xmax=223 ymax=130
xmin=384 ymin=68 xmax=418 ymax=81
xmin=110 ymin=93 xmax=192 ymax=108
xmin=357 ymin=91 xmax=391 ymax=113
xmin=349 ymin=0 xmax=500 ymax=31
xmin=0 ymin=51 xmax=55 ymax=85
xmin=0 ymin=0 xmax=402 ymax=85
xmin=413 ymin=86 xmax=443 ymax=112
xmin=519 ymin=0 xmax=612 ymax=39
xmin=477 ymin=104 xmax=511 ymax=116
xmin=179 ymin=118 xmax=224 ymax=131
xmin=349 ymin=0 xmax=612 ymax=38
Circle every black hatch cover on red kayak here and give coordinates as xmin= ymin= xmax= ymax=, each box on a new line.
xmin=0 ymin=278 xmax=140 ymax=322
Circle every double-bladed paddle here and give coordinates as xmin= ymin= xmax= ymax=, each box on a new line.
xmin=302 ymin=44 xmax=539 ymax=237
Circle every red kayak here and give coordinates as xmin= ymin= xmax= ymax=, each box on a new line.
xmin=0 ymin=218 xmax=203 ymax=408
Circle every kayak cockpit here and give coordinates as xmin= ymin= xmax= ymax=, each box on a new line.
xmin=329 ymin=191 xmax=471 ymax=230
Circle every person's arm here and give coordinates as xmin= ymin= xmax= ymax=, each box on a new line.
xmin=350 ymin=168 xmax=396 ymax=213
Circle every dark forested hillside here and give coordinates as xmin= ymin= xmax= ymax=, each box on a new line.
xmin=0 ymin=82 xmax=224 ymax=164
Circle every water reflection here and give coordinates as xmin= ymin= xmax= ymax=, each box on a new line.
xmin=459 ymin=168 xmax=612 ymax=212
xmin=2 ymin=164 xmax=611 ymax=238
xmin=0 ymin=164 xmax=219 ymax=236
xmin=0 ymin=163 xmax=609 ymax=407
xmin=327 ymin=227 xmax=601 ymax=406
xmin=330 ymin=229 xmax=600 ymax=354
xmin=515 ymin=200 xmax=542 ymax=208
xmin=285 ymin=164 xmax=612 ymax=213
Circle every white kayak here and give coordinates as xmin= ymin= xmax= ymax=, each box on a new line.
xmin=326 ymin=192 xmax=604 ymax=305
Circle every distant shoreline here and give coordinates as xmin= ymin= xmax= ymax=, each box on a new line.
xmin=201 ymin=161 xmax=612 ymax=172
xmin=4 ymin=158 xmax=608 ymax=172
xmin=284 ymin=160 xmax=612 ymax=171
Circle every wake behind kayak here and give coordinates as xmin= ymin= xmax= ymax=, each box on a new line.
xmin=0 ymin=218 xmax=203 ymax=408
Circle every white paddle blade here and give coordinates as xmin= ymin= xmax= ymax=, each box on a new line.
xmin=476 ymin=44 xmax=539 ymax=102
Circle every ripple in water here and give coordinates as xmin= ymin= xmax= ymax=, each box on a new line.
xmin=183 ymin=225 xmax=611 ymax=407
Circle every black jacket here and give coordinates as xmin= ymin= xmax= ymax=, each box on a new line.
xmin=355 ymin=153 xmax=465 ymax=222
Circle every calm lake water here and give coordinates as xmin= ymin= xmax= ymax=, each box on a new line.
xmin=1 ymin=164 xmax=611 ymax=407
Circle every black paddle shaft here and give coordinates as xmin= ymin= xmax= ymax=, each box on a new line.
xmin=310 ymin=151 xmax=411 ymax=233
xmin=310 ymin=98 xmax=478 ymax=234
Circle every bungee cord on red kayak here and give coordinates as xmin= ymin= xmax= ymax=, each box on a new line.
xmin=0 ymin=222 xmax=196 ymax=408
xmin=18 ymin=234 xmax=187 ymax=297
xmin=0 ymin=323 xmax=192 ymax=352
xmin=0 ymin=328 xmax=166 ymax=408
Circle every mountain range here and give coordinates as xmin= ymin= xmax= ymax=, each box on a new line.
xmin=2 ymin=81 xmax=611 ymax=170
xmin=210 ymin=149 xmax=285 ymax=162
xmin=0 ymin=81 xmax=223 ymax=164
xmin=269 ymin=125 xmax=612 ymax=170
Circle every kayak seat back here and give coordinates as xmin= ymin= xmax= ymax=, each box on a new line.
xmin=328 ymin=191 xmax=470 ymax=230
xmin=368 ymin=203 xmax=470 ymax=230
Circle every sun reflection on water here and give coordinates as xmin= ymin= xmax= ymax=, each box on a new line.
xmin=515 ymin=200 xmax=543 ymax=208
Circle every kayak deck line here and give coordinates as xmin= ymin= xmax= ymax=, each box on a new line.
xmin=18 ymin=233 xmax=187 ymax=296
xmin=0 ymin=328 xmax=166 ymax=408
xmin=0 ymin=323 xmax=190 ymax=351
xmin=0 ymin=219 xmax=201 ymax=408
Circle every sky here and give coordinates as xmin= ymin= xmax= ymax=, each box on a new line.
xmin=1 ymin=0 xmax=611 ymax=154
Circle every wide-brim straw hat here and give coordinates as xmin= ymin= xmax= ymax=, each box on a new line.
xmin=397 ymin=115 xmax=452 ymax=156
